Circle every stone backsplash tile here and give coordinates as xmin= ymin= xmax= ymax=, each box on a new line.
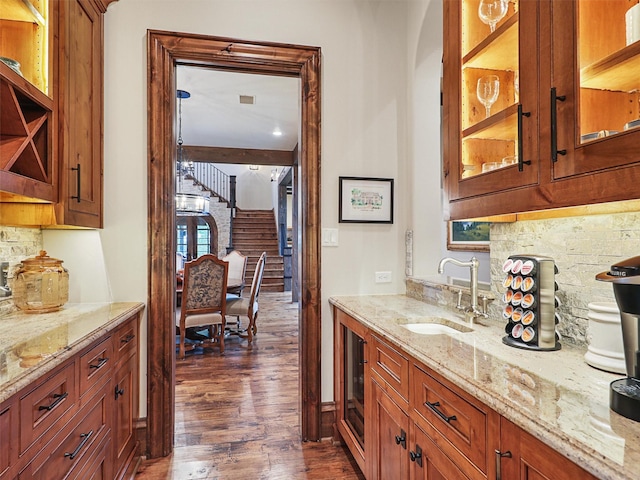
xmin=490 ymin=211 xmax=640 ymax=346
xmin=0 ymin=226 xmax=43 ymax=315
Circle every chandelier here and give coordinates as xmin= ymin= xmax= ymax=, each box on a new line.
xmin=175 ymin=89 xmax=209 ymax=215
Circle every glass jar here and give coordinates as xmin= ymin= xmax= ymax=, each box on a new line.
xmin=12 ymin=251 xmax=69 ymax=313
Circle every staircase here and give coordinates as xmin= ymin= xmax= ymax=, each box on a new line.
xmin=232 ymin=209 xmax=284 ymax=292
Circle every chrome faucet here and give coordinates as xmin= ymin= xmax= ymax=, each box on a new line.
xmin=438 ymin=256 xmax=488 ymax=324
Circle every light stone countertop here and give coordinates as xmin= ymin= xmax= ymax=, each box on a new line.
xmin=329 ymin=294 xmax=640 ymax=480
xmin=0 ymin=302 xmax=145 ymax=404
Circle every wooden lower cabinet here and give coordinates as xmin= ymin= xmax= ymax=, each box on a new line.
xmin=0 ymin=310 xmax=141 ymax=480
xmin=332 ymin=307 xmax=601 ymax=480
xmin=498 ymin=417 xmax=597 ymax=480
xmin=410 ymin=422 xmax=471 ymax=480
xmin=369 ymin=378 xmax=410 ymax=480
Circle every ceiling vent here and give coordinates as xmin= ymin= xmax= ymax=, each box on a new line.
xmin=239 ymin=95 xmax=255 ymax=105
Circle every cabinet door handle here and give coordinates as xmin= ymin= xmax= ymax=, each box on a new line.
xmin=517 ymin=105 xmax=532 ymax=172
xmin=425 ymin=401 xmax=457 ymax=423
xmin=64 ymin=430 xmax=94 ymax=460
xmin=89 ymin=357 xmax=108 ymax=369
xmin=551 ymin=87 xmax=567 ymax=162
xmin=115 ymin=384 xmax=125 ymax=399
xmin=410 ymin=444 xmax=423 ymax=467
xmin=71 ymin=163 xmax=81 ymax=202
xmin=38 ymin=392 xmax=68 ymax=411
xmin=394 ymin=429 xmax=407 ymax=449
xmin=495 ymin=449 xmax=512 ymax=480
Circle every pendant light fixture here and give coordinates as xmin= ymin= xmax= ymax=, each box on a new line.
xmin=175 ymin=89 xmax=209 ymax=215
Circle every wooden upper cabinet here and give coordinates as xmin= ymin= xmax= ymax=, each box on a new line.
xmin=53 ymin=0 xmax=103 ymax=228
xmin=551 ymin=0 xmax=640 ymax=179
xmin=0 ymin=0 xmax=112 ymax=228
xmin=443 ymin=0 xmax=640 ymax=220
xmin=444 ymin=0 xmax=540 ymax=203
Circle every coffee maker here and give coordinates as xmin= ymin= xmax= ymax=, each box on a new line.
xmin=596 ymin=256 xmax=640 ymax=422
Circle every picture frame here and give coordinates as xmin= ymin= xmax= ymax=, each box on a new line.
xmin=339 ymin=176 xmax=394 ymax=224
xmin=447 ymin=220 xmax=490 ymax=252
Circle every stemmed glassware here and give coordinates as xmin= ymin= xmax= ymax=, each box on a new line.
xmin=478 ymin=0 xmax=509 ymax=33
xmin=477 ymin=75 xmax=500 ymax=118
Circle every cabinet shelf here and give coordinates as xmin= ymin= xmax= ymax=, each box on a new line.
xmin=581 ymin=41 xmax=640 ymax=92
xmin=463 ymin=13 xmax=519 ymax=71
xmin=462 ymin=103 xmax=518 ymax=140
xmin=2 ymin=0 xmax=45 ymax=25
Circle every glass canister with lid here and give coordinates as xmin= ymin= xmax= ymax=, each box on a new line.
xmin=12 ymin=251 xmax=69 ymax=313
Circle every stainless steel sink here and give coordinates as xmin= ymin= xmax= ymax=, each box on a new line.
xmin=399 ymin=318 xmax=473 ymax=335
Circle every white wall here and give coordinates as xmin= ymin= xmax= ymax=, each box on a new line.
xmin=68 ymin=0 xmax=444 ymax=413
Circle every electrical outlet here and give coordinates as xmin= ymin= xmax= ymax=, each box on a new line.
xmin=375 ymin=271 xmax=392 ymax=283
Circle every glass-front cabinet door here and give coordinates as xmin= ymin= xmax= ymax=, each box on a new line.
xmin=444 ymin=0 xmax=539 ymax=202
xmin=552 ymin=0 xmax=640 ymax=179
xmin=343 ymin=327 xmax=365 ymax=450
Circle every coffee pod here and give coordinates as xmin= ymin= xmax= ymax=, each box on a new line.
xmin=521 ymin=293 xmax=535 ymax=309
xmin=511 ymin=291 xmax=523 ymax=307
xmin=522 ymin=310 xmax=535 ymax=326
xmin=522 ymin=326 xmax=536 ymax=343
xmin=512 ymin=323 xmax=524 ymax=339
xmin=512 ymin=307 xmax=523 ymax=322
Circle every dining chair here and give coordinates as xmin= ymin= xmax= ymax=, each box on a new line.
xmin=226 ymin=251 xmax=267 ymax=344
xmin=176 ymin=253 xmax=229 ymax=359
xmin=223 ymin=249 xmax=248 ymax=296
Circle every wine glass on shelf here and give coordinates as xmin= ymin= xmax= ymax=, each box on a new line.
xmin=478 ymin=0 xmax=509 ymax=33
xmin=477 ymin=75 xmax=500 ymax=119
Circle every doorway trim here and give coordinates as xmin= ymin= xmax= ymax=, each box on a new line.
xmin=147 ymin=30 xmax=322 ymax=458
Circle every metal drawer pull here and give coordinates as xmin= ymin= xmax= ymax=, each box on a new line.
xmin=551 ymin=87 xmax=567 ymax=162
xmin=38 ymin=392 xmax=68 ymax=411
xmin=89 ymin=357 xmax=109 ymax=369
xmin=394 ymin=429 xmax=407 ymax=449
xmin=495 ymin=449 xmax=512 ymax=480
xmin=121 ymin=334 xmax=135 ymax=344
xmin=517 ymin=104 xmax=532 ymax=172
xmin=425 ymin=401 xmax=457 ymax=423
xmin=65 ymin=430 xmax=94 ymax=460
xmin=71 ymin=163 xmax=81 ymax=203
xmin=410 ymin=444 xmax=423 ymax=467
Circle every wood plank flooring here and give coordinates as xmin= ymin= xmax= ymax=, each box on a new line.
xmin=135 ymin=292 xmax=365 ymax=480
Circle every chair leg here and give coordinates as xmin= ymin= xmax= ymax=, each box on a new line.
xmin=179 ymin=324 xmax=186 ymax=359
xmin=219 ymin=322 xmax=225 ymax=354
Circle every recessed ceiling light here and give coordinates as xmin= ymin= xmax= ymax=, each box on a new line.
xmin=272 ymin=128 xmax=282 ymax=136
xmin=239 ymin=95 xmax=255 ymax=105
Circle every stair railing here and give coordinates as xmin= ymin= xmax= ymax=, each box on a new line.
xmin=188 ymin=162 xmax=237 ymax=251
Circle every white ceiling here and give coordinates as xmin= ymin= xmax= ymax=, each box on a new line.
xmin=176 ymin=66 xmax=300 ymax=151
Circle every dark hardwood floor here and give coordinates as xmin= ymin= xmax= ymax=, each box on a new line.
xmin=135 ymin=292 xmax=365 ymax=479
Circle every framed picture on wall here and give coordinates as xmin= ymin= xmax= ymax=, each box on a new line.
xmin=339 ymin=176 xmax=394 ymax=224
xmin=447 ymin=221 xmax=490 ymax=252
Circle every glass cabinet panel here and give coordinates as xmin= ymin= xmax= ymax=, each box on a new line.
xmin=460 ymin=0 xmax=519 ymax=179
xmin=578 ymin=0 xmax=640 ymax=142
xmin=343 ymin=326 xmax=365 ymax=449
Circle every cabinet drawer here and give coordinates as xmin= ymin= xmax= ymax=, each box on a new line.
xmin=369 ymin=335 xmax=409 ymax=403
xmin=79 ymin=338 xmax=112 ymax=400
xmin=20 ymin=381 xmax=110 ymax=480
xmin=114 ymin=316 xmax=138 ymax=365
xmin=411 ymin=364 xmax=495 ymax=477
xmin=19 ymin=361 xmax=77 ymax=456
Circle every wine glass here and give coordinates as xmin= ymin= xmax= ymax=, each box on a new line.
xmin=477 ymin=75 xmax=500 ymax=118
xmin=478 ymin=0 xmax=509 ymax=33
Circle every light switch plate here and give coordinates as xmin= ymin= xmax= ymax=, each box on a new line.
xmin=322 ymin=228 xmax=339 ymax=246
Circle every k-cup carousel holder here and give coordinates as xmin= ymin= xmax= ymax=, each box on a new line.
xmin=501 ymin=255 xmax=561 ymax=351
